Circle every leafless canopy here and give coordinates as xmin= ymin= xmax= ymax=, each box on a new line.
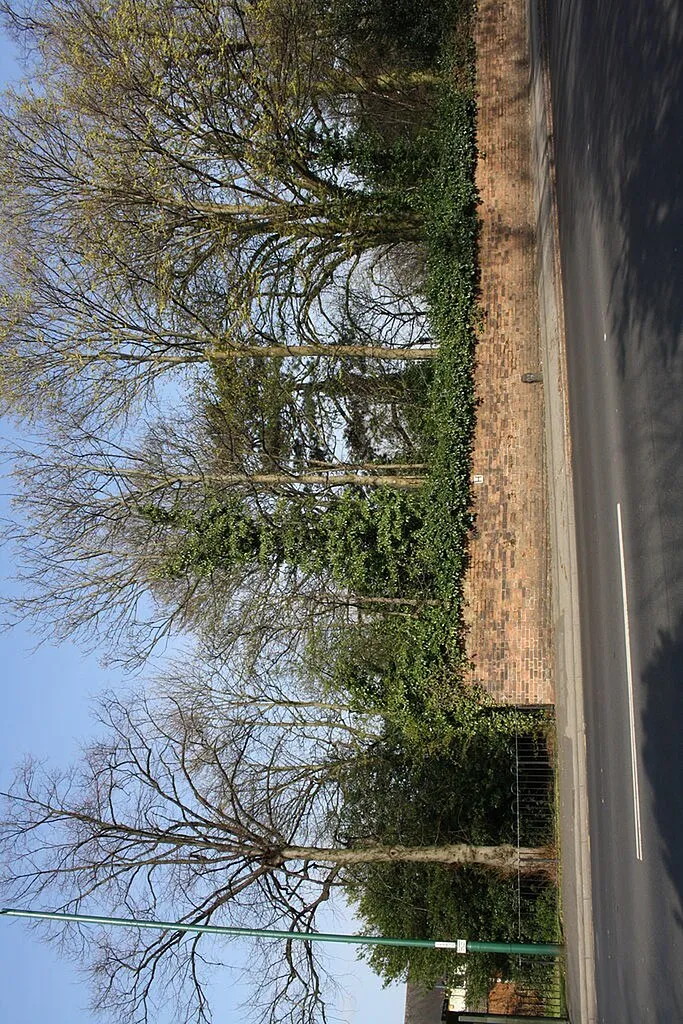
xmin=0 ymin=687 xmax=360 ymax=1024
xmin=1 ymin=413 xmax=408 ymax=666
xmin=0 ymin=673 xmax=549 ymax=1022
xmin=0 ymin=0 xmax=431 ymax=428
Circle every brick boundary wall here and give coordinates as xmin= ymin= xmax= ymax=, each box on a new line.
xmin=462 ymin=0 xmax=554 ymax=705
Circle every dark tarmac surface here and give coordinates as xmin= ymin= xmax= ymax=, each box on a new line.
xmin=546 ymin=0 xmax=683 ymax=1019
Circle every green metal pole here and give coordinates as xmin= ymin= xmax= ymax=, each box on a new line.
xmin=466 ymin=940 xmax=563 ymax=957
xmin=0 ymin=907 xmax=563 ymax=957
xmin=455 ymin=1016 xmax=567 ymax=1023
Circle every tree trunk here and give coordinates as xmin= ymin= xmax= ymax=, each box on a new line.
xmin=65 ymin=344 xmax=437 ymax=367
xmin=322 ymin=70 xmax=442 ymax=97
xmin=209 ymin=344 xmax=437 ymax=361
xmin=280 ymin=843 xmax=553 ymax=877
xmin=342 ymin=595 xmax=441 ymax=608
xmin=293 ymin=371 xmax=424 ymax=403
xmin=207 ymin=469 xmax=426 ymax=490
xmin=83 ymin=464 xmax=425 ymax=490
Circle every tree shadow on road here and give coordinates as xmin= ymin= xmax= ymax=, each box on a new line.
xmin=549 ymin=0 xmax=683 ymax=371
xmin=641 ymin=609 xmax=683 ymax=928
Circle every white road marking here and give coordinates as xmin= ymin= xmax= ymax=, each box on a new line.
xmin=616 ymin=502 xmax=644 ymax=861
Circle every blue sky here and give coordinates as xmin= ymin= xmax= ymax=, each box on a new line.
xmin=0 ymin=24 xmax=405 ymax=1024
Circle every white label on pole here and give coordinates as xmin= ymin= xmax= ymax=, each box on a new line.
xmin=456 ymin=939 xmax=467 ymax=954
xmin=434 ymin=941 xmax=458 ymax=949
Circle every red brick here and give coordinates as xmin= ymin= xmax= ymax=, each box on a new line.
xmin=463 ymin=0 xmax=553 ymax=706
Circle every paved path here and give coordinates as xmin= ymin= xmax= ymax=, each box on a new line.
xmin=471 ymin=2 xmax=599 ymax=1020
xmin=528 ymin=0 xmax=598 ymax=1018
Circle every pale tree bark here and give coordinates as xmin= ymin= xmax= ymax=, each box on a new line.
xmin=279 ymin=843 xmax=549 ymax=876
xmin=85 ymin=344 xmax=437 ymax=361
xmin=78 ymin=462 xmax=425 ymax=490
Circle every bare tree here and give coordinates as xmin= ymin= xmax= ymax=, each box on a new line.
xmin=0 ymin=686 xmax=549 ymax=1024
xmin=0 ymin=0 xmax=435 ymax=427
xmin=0 ymin=231 xmax=436 ymax=429
xmin=1 ymin=416 xmax=426 ymax=665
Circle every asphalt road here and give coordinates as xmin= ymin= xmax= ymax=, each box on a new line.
xmin=545 ymin=0 xmax=683 ymax=1019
